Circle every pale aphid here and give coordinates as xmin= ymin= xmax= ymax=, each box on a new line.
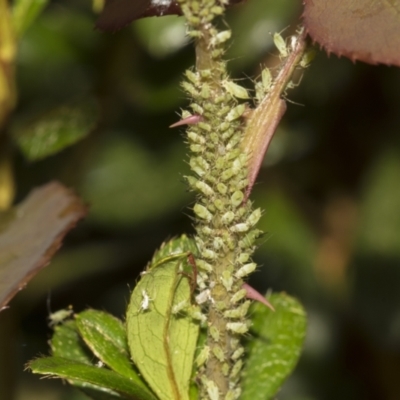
xmin=222 ymin=80 xmax=250 ymax=99
xmin=209 ymin=325 xmax=220 ymax=342
xmin=231 ymin=346 xmax=244 ymax=361
xmin=230 ymin=359 xmax=243 ymax=379
xmin=138 ymin=290 xmax=152 ymax=312
xmin=48 ymin=306 xmax=73 ymax=327
xmin=212 ymin=346 xmax=225 ymax=362
xmin=226 ymin=321 xmax=249 ymax=334
xmin=195 ymin=345 xmax=210 ymax=367
xmin=206 ymin=379 xmax=220 ymax=400
xmin=211 ymin=30 xmax=232 ymax=47
xmin=273 ymin=32 xmax=289 ymax=58
xmin=226 ymin=103 xmax=246 ymax=122
xmin=224 ymin=301 xmax=251 ymax=319
xmin=235 ymin=262 xmax=257 ymax=279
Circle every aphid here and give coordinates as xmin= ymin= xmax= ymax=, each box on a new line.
xmin=227 ymin=321 xmax=249 ymax=334
xmin=196 ymin=345 xmax=210 ymax=367
xmin=203 ymin=248 xmax=218 ymax=260
xmin=231 ymin=346 xmax=244 ymax=361
xmin=185 ymin=69 xmax=200 ymax=85
xmin=261 ymin=68 xmax=272 ymax=90
xmin=138 ymin=290 xmax=152 ymax=312
xmin=216 ymin=182 xmax=227 ymax=195
xmin=237 ymin=252 xmax=251 ymax=264
xmin=222 ymin=363 xmax=230 ymax=377
xmin=218 ymin=105 xmax=231 ymax=117
xmin=211 ymin=30 xmax=231 ymax=47
xmin=190 ymin=103 xmax=203 ymax=115
xmin=219 ymin=121 xmax=230 ymax=132
xmin=190 ymin=144 xmax=204 ymax=153
xmin=189 ymin=306 xmax=207 ymax=323
xmin=231 ymin=288 xmax=247 ymax=304
xmin=190 ymin=156 xmax=209 ymax=177
xmin=246 ymin=208 xmax=262 ymax=227
xmin=221 ymin=168 xmax=234 ymax=181
xmin=230 ymin=223 xmax=250 ymax=233
xmin=182 ymin=81 xmax=199 ymax=97
xmin=224 ymin=301 xmax=251 ymax=319
xmin=225 ymin=388 xmax=240 ymax=400
xmin=200 ymin=69 xmax=212 ymax=79
xmin=200 ymin=84 xmax=211 ymax=99
xmin=187 ymin=131 xmax=206 ymax=144
xmin=206 ymin=380 xmax=220 ymax=400
xmin=210 ymin=325 xmax=220 ymax=342
xmin=235 ymin=262 xmax=257 ymax=279
xmin=196 ymin=289 xmax=210 ymax=305
xmin=213 ymin=236 xmax=224 ymax=250
xmin=239 ymin=229 xmax=262 ymax=249
xmin=221 ymin=211 xmax=235 ymax=225
xmin=195 ymin=180 xmax=214 ymax=196
xmin=222 ymin=80 xmax=250 ymax=99
xmin=273 ymin=32 xmax=289 ymax=58
xmin=172 ymin=300 xmax=188 ymax=314
xmin=230 ymin=359 xmax=243 ymax=379
xmin=211 ymin=48 xmax=224 ymax=59
xmin=198 ymin=122 xmax=212 ymax=132
xmin=221 ymin=270 xmax=233 ymax=291
xmin=196 ymin=259 xmax=213 ymax=273
xmin=226 ymin=133 xmax=242 ymax=151
xmin=226 ymin=104 xmax=246 ymax=122
xmin=300 ymin=48 xmax=316 ymax=68
xmin=212 ymin=345 xmax=225 ymax=362
xmin=96 ymin=360 xmax=105 ymax=368
xmin=213 ymin=199 xmax=225 ymax=211
xmin=193 ymin=203 xmax=213 ymax=222
xmin=230 ymin=191 xmax=244 ymax=208
xmin=48 ymin=306 xmax=73 ymax=327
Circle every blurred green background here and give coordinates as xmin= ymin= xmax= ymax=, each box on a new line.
xmin=1 ymin=0 xmax=400 ymax=399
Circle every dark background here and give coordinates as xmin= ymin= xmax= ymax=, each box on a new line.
xmin=1 ymin=0 xmax=400 ymax=399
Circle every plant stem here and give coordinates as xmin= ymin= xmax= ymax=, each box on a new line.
xmin=177 ymin=2 xmax=309 ymax=398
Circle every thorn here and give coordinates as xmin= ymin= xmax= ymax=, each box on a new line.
xmin=243 ymin=283 xmax=275 ymax=311
xmin=169 ymin=114 xmax=203 ymax=128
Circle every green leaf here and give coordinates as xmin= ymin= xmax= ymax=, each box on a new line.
xmin=29 ymin=356 xmax=157 ymax=400
xmin=75 ymin=310 xmax=143 ymax=381
xmin=150 ymin=234 xmax=198 ymax=267
xmin=126 ymin=237 xmax=200 ymax=400
xmin=241 ymin=292 xmax=307 ymax=400
xmin=13 ymin=98 xmax=98 ymax=161
xmin=12 ymin=0 xmax=49 ymax=37
xmin=51 ymin=319 xmax=92 ymax=364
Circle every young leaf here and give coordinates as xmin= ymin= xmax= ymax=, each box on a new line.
xmin=303 ymin=0 xmax=400 ymax=67
xmin=149 ymin=234 xmax=198 ymax=267
xmin=75 ymin=310 xmax=142 ymax=381
xmin=126 ymin=239 xmax=200 ymax=400
xmin=240 ymin=292 xmax=307 ymax=400
xmin=51 ymin=320 xmax=93 ymax=364
xmin=0 ymin=182 xmax=87 ymax=311
xmin=12 ymin=99 xmax=99 ymax=161
xmin=29 ymin=356 xmax=157 ymax=400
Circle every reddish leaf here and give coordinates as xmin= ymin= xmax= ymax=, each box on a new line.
xmin=95 ymin=0 xmax=182 ymax=32
xmin=303 ymin=0 xmax=400 ymax=66
xmin=0 ymin=182 xmax=87 ymax=311
xmin=95 ymin=0 xmax=248 ymax=32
